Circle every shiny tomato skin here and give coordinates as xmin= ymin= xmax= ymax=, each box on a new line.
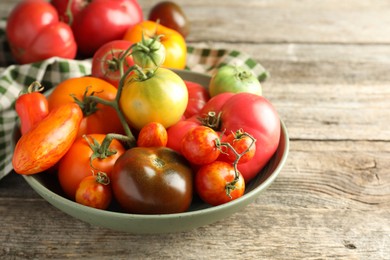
xmin=137 ymin=122 xmax=168 ymax=147
xmin=75 ymin=175 xmax=113 ymax=210
xmin=166 ymin=119 xmax=200 ymax=153
xmin=220 ymin=131 xmax=256 ymax=164
xmin=50 ymin=0 xmax=86 ymax=25
xmin=47 ymin=76 xmax=124 ymax=138
xmin=111 ymin=147 xmax=193 ymax=214
xmin=72 ymin=0 xmax=143 ymax=57
xmin=199 ymin=92 xmax=235 ymax=117
xmin=15 ymin=84 xmax=49 ymax=135
xmin=195 ymin=161 xmax=245 ymax=206
xmin=123 ymin=20 xmax=187 ymax=69
xmin=183 ymin=80 xmax=210 ymax=119
xmin=91 ymin=40 xmax=135 ymax=88
xmin=220 ymin=93 xmax=281 ymax=182
xmin=12 ymin=103 xmax=83 ymax=175
xmin=148 ymin=1 xmax=190 ymax=38
xmin=58 ymin=134 xmax=125 ymax=200
xmin=6 ymin=0 xmax=77 ymax=64
xmin=119 ymin=68 xmax=188 ymax=130
xmin=181 ymin=126 xmax=220 ymax=165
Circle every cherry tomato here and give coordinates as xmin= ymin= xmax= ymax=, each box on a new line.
xmin=71 ymin=0 xmax=143 ymax=57
xmin=166 ymin=119 xmax=200 ymax=153
xmin=123 ymin=20 xmax=187 ymax=69
xmin=15 ymin=82 xmax=49 ymax=135
xmin=183 ymin=80 xmax=210 ymax=119
xmin=75 ymin=174 xmax=113 ymax=210
xmin=12 ymin=103 xmax=83 ymax=175
xmin=137 ymin=122 xmax=168 ymax=147
xmin=209 ymin=65 xmax=262 ymax=97
xmin=91 ymin=40 xmax=135 ymax=88
xmin=148 ymin=1 xmax=190 ymax=38
xmin=111 ymin=146 xmax=193 ymax=214
xmin=58 ymin=134 xmax=125 ymax=200
xmin=220 ymin=130 xmax=256 ymax=164
xmin=119 ymin=68 xmax=188 ymax=130
xmin=195 ymin=161 xmax=245 ymax=206
xmin=6 ymin=0 xmax=77 ymax=64
xmin=181 ymin=126 xmax=221 ymax=165
xmin=47 ymin=76 xmax=124 ymax=138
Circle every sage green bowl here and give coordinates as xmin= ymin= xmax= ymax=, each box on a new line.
xmin=21 ymin=70 xmax=289 ymax=234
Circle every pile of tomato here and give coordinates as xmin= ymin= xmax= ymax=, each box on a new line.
xmin=9 ymin=0 xmax=281 ymax=215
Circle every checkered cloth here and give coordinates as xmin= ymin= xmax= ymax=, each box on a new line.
xmin=0 ymin=20 xmax=269 ymax=180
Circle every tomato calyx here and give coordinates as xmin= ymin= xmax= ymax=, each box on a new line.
xmin=199 ymin=111 xmax=222 ymax=130
xmin=20 ymin=81 xmax=45 ymax=95
xmin=131 ymin=34 xmax=166 ymax=70
xmin=71 ymin=86 xmax=101 ymax=116
xmin=94 ymin=171 xmax=111 ymax=186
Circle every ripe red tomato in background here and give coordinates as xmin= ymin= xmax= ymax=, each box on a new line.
xmin=183 ymin=80 xmax=210 ymax=119
xmin=71 ymin=0 xmax=143 ymax=57
xmin=166 ymin=119 xmax=200 ymax=153
xmin=91 ymin=40 xmax=135 ymax=88
xmin=50 ymin=0 xmax=85 ymax=24
xmin=6 ymin=0 xmax=77 ymax=64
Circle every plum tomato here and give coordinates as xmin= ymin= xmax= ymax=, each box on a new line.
xmin=75 ymin=174 xmax=113 ymax=210
xmin=137 ymin=122 xmax=168 ymax=147
xmin=181 ymin=126 xmax=221 ymax=165
xmin=111 ymin=147 xmax=193 ymax=214
xmin=209 ymin=65 xmax=262 ymax=97
xmin=148 ymin=1 xmax=190 ymax=38
xmin=195 ymin=161 xmax=245 ymax=206
xmin=91 ymin=40 xmax=135 ymax=88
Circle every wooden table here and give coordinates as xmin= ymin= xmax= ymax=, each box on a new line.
xmin=1 ymin=0 xmax=389 ymax=259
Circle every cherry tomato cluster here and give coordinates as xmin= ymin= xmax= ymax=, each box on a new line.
xmin=11 ymin=1 xmax=282 ymax=215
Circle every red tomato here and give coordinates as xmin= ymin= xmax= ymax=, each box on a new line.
xmin=47 ymin=76 xmax=124 ymax=138
xmin=220 ymin=130 xmax=256 ymax=164
xmin=71 ymin=0 xmax=143 ymax=57
xmin=181 ymin=126 xmax=221 ymax=165
xmin=111 ymin=147 xmax=193 ymax=214
xmin=6 ymin=0 xmax=77 ymax=64
xmin=137 ymin=122 xmax=168 ymax=147
xmin=75 ymin=174 xmax=113 ymax=210
xmin=12 ymin=103 xmax=83 ymax=175
xmin=50 ymin=0 xmax=85 ymax=25
xmin=218 ymin=93 xmax=280 ymax=182
xmin=58 ymin=134 xmax=125 ymax=200
xmin=183 ymin=80 xmax=210 ymax=119
xmin=195 ymin=161 xmax=245 ymax=206
xmin=199 ymin=92 xmax=235 ymax=118
xmin=15 ymin=82 xmax=49 ymax=135
xmin=166 ymin=119 xmax=200 ymax=153
xmin=91 ymin=40 xmax=135 ymax=88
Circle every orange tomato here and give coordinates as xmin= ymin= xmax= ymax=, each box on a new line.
xmin=137 ymin=122 xmax=168 ymax=147
xmin=58 ymin=134 xmax=125 ymax=200
xmin=12 ymin=103 xmax=83 ymax=175
xmin=47 ymin=76 xmax=124 ymax=137
xmin=123 ymin=20 xmax=187 ymax=69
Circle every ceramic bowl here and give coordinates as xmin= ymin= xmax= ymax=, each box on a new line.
xmin=21 ymin=70 xmax=289 ymax=234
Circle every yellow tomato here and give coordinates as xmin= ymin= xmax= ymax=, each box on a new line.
xmin=119 ymin=68 xmax=188 ymax=130
xmin=123 ymin=20 xmax=187 ymax=69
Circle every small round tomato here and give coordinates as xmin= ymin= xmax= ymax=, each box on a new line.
xmin=75 ymin=174 xmax=112 ymax=210
xmin=209 ymin=65 xmax=262 ymax=97
xmin=47 ymin=76 xmax=124 ymax=137
xmin=91 ymin=40 xmax=135 ymax=88
xmin=111 ymin=146 xmax=193 ymax=214
xmin=148 ymin=1 xmax=190 ymax=38
xmin=119 ymin=68 xmax=188 ymax=130
xmin=195 ymin=161 xmax=245 ymax=206
xmin=58 ymin=134 xmax=125 ymax=200
xmin=220 ymin=130 xmax=256 ymax=164
xmin=137 ymin=122 xmax=168 ymax=147
xmin=166 ymin=119 xmax=200 ymax=153
xmin=123 ymin=20 xmax=187 ymax=69
xmin=181 ymin=126 xmax=220 ymax=165
xmin=183 ymin=80 xmax=210 ymax=119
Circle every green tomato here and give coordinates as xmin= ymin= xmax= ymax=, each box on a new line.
xmin=208 ymin=65 xmax=262 ymax=97
xmin=131 ymin=37 xmax=166 ymax=69
xmin=119 ymin=67 xmax=188 ymax=130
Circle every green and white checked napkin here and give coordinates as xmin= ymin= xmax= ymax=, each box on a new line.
xmin=0 ymin=21 xmax=269 ymax=180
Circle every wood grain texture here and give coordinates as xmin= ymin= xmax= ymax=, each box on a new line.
xmin=0 ymin=0 xmax=389 ymax=259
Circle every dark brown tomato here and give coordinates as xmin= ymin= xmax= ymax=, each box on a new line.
xmin=111 ymin=147 xmax=193 ymax=214
xmin=148 ymin=1 xmax=190 ymax=38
